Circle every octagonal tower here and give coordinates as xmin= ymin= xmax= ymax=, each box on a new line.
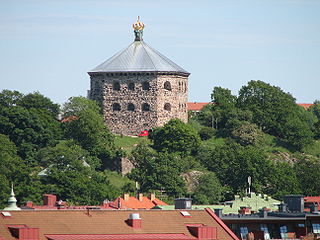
xmin=88 ymin=17 xmax=190 ymax=135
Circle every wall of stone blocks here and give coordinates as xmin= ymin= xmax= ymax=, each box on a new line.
xmin=89 ymin=72 xmax=189 ymax=136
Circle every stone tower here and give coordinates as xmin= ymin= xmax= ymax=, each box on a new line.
xmin=88 ymin=17 xmax=190 ymax=135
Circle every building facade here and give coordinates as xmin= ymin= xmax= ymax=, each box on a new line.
xmin=88 ymin=18 xmax=190 ymax=135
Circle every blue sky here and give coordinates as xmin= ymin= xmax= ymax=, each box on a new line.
xmin=0 ymin=0 xmax=319 ymax=105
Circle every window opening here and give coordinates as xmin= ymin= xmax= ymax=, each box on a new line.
xmin=142 ymin=103 xmax=150 ymax=111
xmin=142 ymin=81 xmax=150 ymax=90
xmin=164 ymin=103 xmax=171 ymax=111
xmin=280 ymin=225 xmax=288 ymax=239
xmin=312 ymin=223 xmax=320 ymax=234
xmin=260 ymin=224 xmax=270 ymax=239
xmin=112 ymin=103 xmax=121 ymax=111
xmin=164 ymin=81 xmax=172 ymax=90
xmin=240 ymin=226 xmax=249 ymax=240
xmin=128 ymin=103 xmax=135 ymax=111
xmin=128 ymin=82 xmax=135 ymax=90
xmin=113 ymin=82 xmax=120 ymax=91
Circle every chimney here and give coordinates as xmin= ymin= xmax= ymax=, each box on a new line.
xmin=127 ymin=213 xmax=142 ymax=228
xmin=26 ymin=201 xmax=33 ymax=208
xmin=43 ymin=194 xmax=57 ymax=206
xmin=174 ymin=198 xmax=192 ymax=209
xmin=259 ymin=208 xmax=268 ymax=218
xmin=138 ymin=193 xmax=143 ymax=201
xmin=283 ymin=195 xmax=304 ymax=212
xmin=123 ymin=193 xmax=129 ymax=201
xmin=214 ymin=209 xmax=223 ymax=218
xmin=150 ymin=193 xmax=156 ymax=201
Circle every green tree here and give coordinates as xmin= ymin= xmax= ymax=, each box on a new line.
xmin=0 ymin=134 xmax=42 ymax=208
xmin=308 ymin=100 xmax=320 ymax=139
xmin=237 ymin=80 xmax=313 ymax=150
xmin=129 ymin=144 xmax=186 ymax=197
xmin=37 ymin=140 xmax=119 ymax=204
xmin=62 ymin=97 xmax=122 ymax=170
xmin=151 ymin=119 xmax=201 ymax=156
xmin=0 ymin=90 xmax=62 ymax=159
xmin=211 ymin=87 xmax=237 ymax=130
xmin=294 ymin=156 xmax=320 ymax=196
xmin=198 ymin=142 xmax=272 ymax=194
xmin=193 ymin=172 xmax=224 ymax=204
xmin=231 ymin=122 xmax=265 ymax=146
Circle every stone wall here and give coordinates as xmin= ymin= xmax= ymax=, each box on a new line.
xmin=89 ymin=72 xmax=189 ymax=135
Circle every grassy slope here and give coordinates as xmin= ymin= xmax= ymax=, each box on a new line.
xmin=114 ymin=135 xmax=150 ymax=154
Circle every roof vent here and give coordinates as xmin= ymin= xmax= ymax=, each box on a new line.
xmin=1 ymin=212 xmax=11 ymax=217
xmin=129 ymin=213 xmax=141 ymax=219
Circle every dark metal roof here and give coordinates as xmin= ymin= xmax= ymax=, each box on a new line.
xmin=88 ymin=41 xmax=189 ymax=75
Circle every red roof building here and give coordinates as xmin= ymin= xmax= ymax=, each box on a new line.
xmin=0 ymin=208 xmax=239 ymax=240
xmin=105 ymin=193 xmax=168 ymax=210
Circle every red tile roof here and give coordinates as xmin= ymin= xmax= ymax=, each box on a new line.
xmin=106 ymin=194 xmax=168 ymax=210
xmin=187 ymin=102 xmax=211 ymax=111
xmin=304 ymin=196 xmax=320 ymax=203
xmin=0 ymin=209 xmax=239 ymax=240
xmin=46 ymin=233 xmax=194 ymax=240
xmin=297 ymin=103 xmax=313 ymax=110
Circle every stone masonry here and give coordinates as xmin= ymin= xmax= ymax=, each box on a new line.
xmin=89 ymin=72 xmax=188 ymax=135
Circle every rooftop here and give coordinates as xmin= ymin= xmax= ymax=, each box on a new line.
xmin=88 ymin=17 xmax=189 ymax=76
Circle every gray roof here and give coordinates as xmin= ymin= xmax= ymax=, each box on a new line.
xmin=89 ymin=41 xmax=189 ymax=75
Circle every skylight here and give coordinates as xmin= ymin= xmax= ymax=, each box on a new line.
xmin=1 ymin=212 xmax=11 ymax=217
xmin=180 ymin=211 xmax=191 ymax=217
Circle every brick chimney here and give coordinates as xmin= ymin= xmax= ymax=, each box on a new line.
xmin=43 ymin=194 xmax=56 ymax=206
xmin=138 ymin=193 xmax=143 ymax=201
xmin=150 ymin=193 xmax=156 ymax=201
xmin=123 ymin=193 xmax=129 ymax=201
xmin=26 ymin=201 xmax=33 ymax=208
xmin=127 ymin=213 xmax=142 ymax=228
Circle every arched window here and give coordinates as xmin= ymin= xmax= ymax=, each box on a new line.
xmin=127 ymin=103 xmax=135 ymax=111
xmin=142 ymin=81 xmax=150 ymax=90
xmin=164 ymin=81 xmax=171 ymax=90
xmin=113 ymin=82 xmax=120 ymax=91
xmin=128 ymin=82 xmax=135 ymax=90
xmin=164 ymin=103 xmax=171 ymax=111
xmin=142 ymin=103 xmax=150 ymax=111
xmin=112 ymin=103 xmax=121 ymax=111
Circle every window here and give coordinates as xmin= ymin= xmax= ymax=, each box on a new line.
xmin=113 ymin=82 xmax=120 ymax=91
xmin=128 ymin=82 xmax=135 ymax=90
xmin=164 ymin=103 xmax=171 ymax=111
xmin=240 ymin=226 xmax=249 ymax=240
xmin=142 ymin=103 xmax=150 ymax=111
xmin=312 ymin=223 xmax=320 ymax=234
xmin=280 ymin=225 xmax=288 ymax=239
xmin=142 ymin=81 xmax=150 ymax=90
xmin=164 ymin=81 xmax=172 ymax=90
xmin=112 ymin=103 xmax=121 ymax=111
xmin=260 ymin=224 xmax=270 ymax=240
xmin=127 ymin=103 xmax=135 ymax=111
